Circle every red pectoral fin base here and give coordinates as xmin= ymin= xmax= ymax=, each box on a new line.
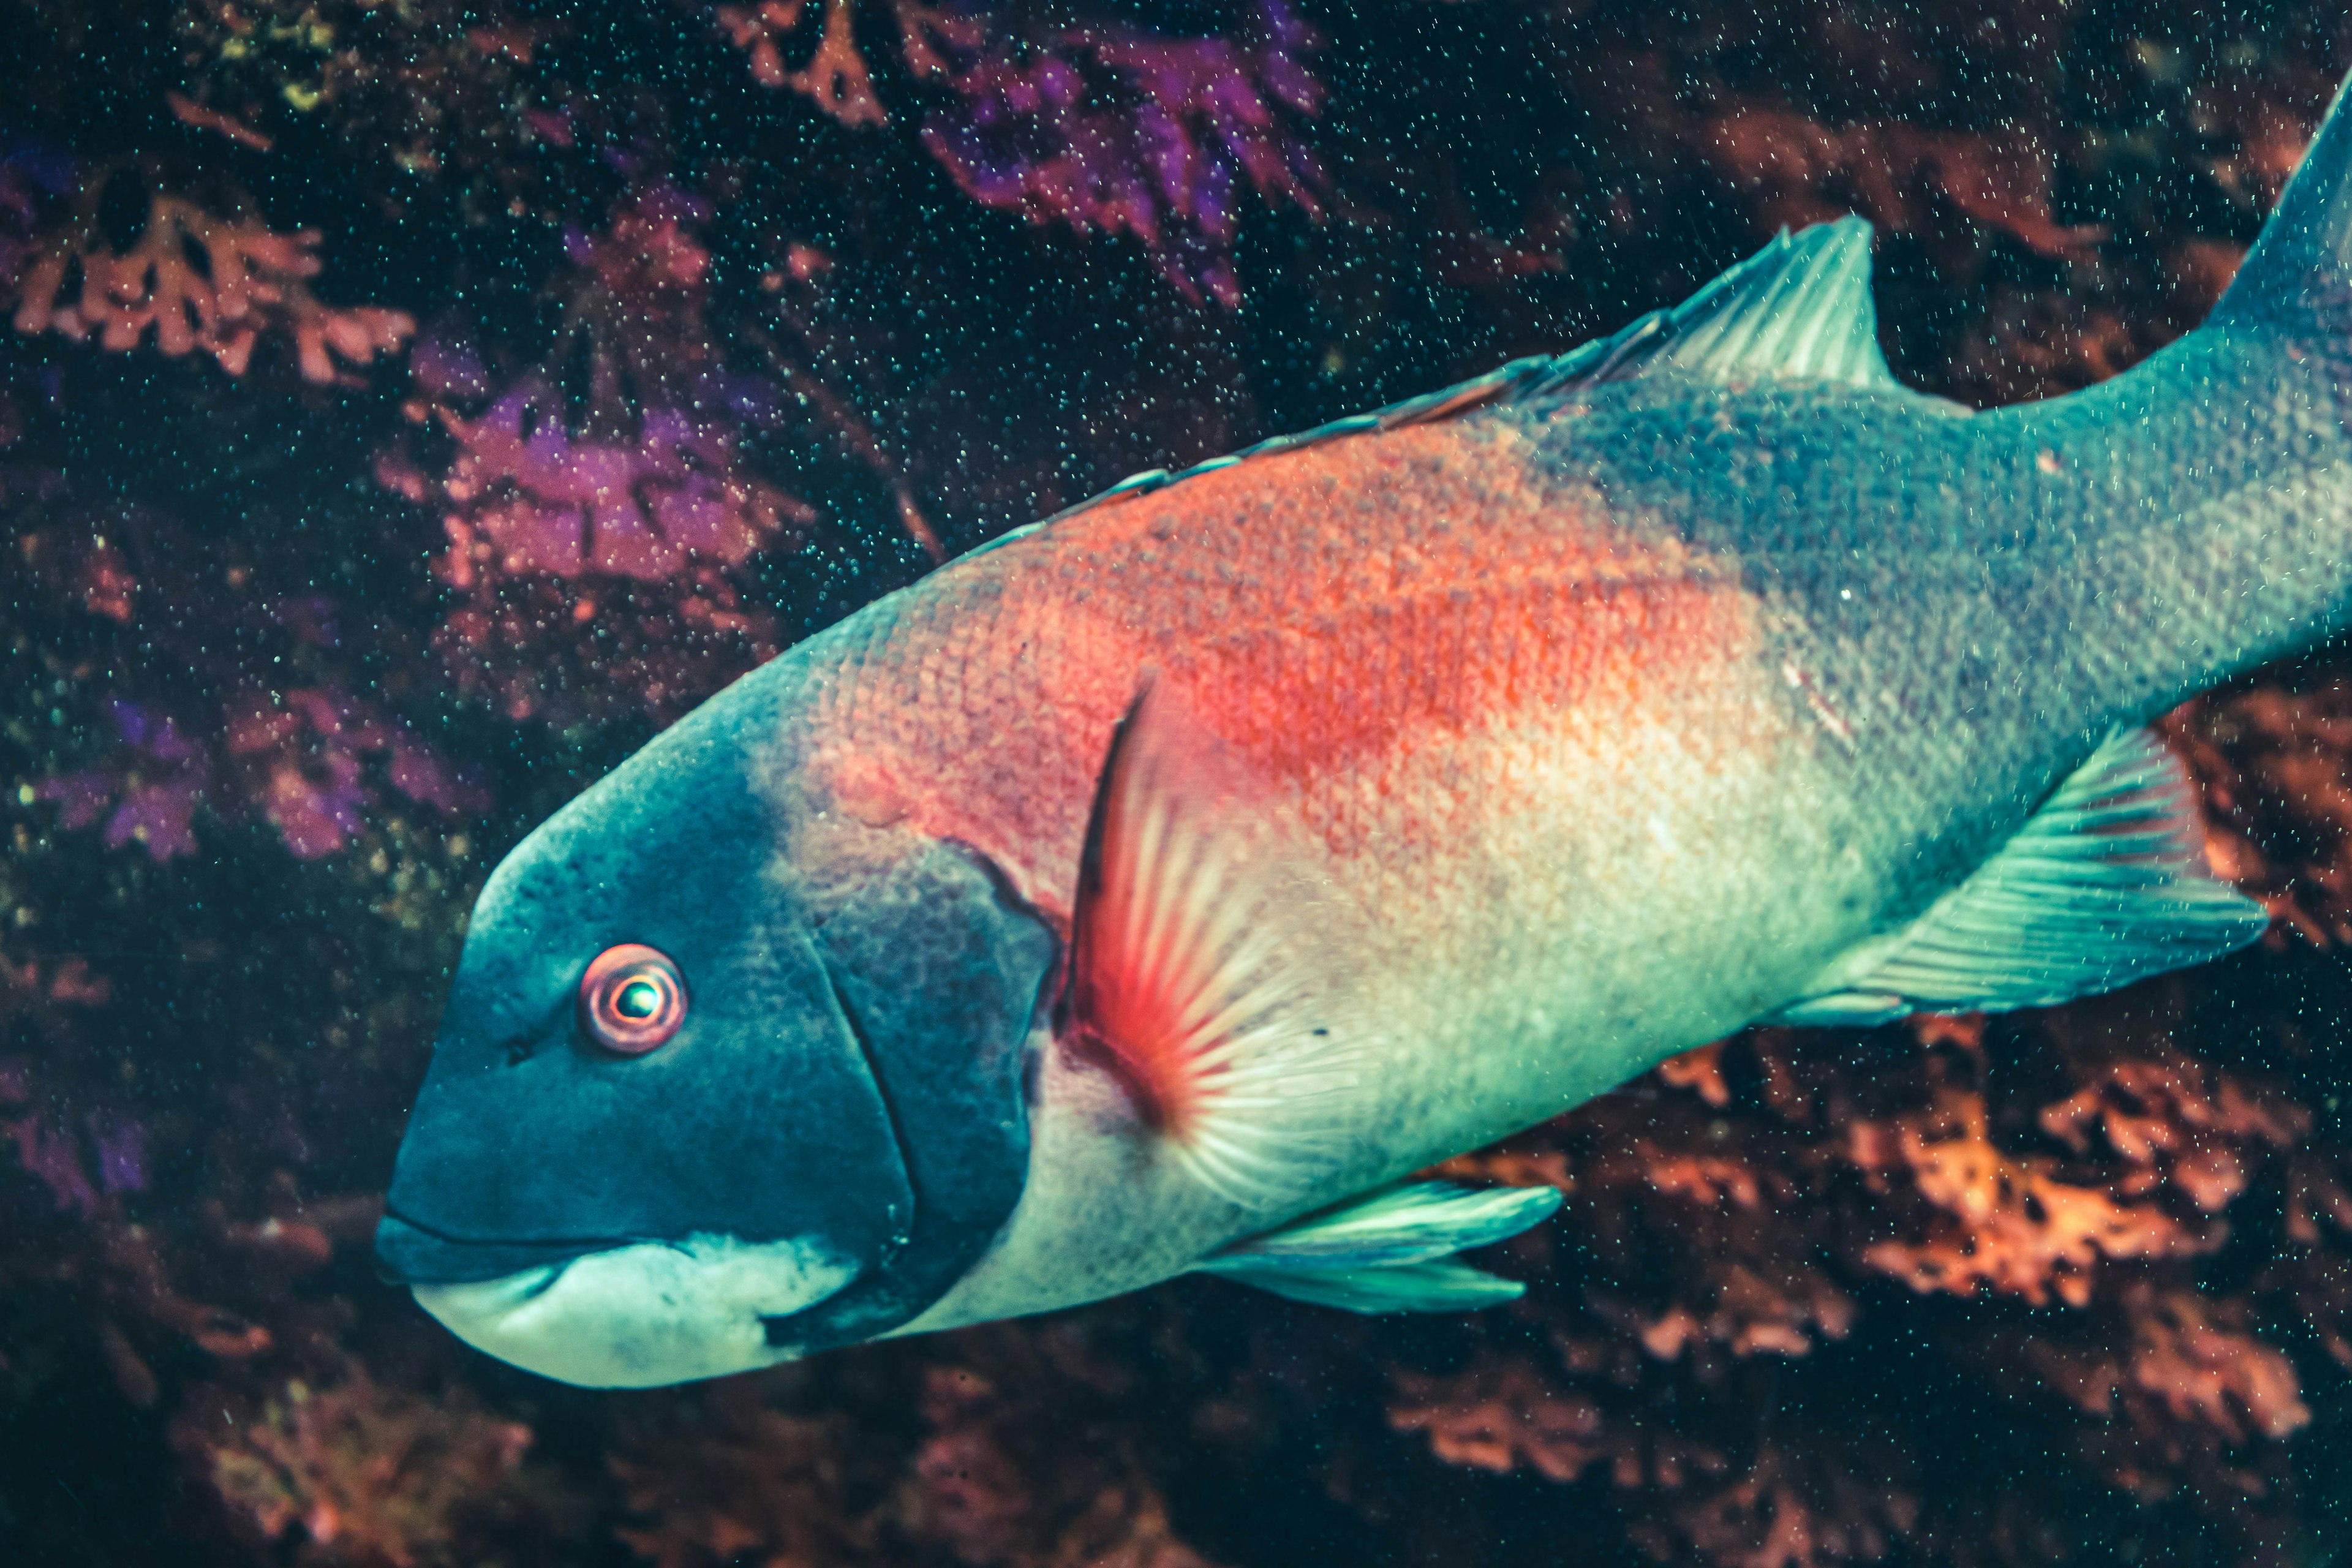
xmin=1058 ymin=685 xmax=1363 ymax=1207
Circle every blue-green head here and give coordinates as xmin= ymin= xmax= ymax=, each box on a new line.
xmin=374 ymin=680 xmax=1057 ymax=1385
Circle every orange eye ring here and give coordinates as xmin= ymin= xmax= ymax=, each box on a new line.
xmin=580 ymin=944 xmax=687 ymax=1055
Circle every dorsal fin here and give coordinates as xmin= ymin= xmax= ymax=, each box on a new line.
xmin=1058 ymin=686 xmax=1362 ymax=1205
xmin=997 ymin=219 xmax=1909 ymax=549
xmin=1635 ymin=216 xmax=1896 ymax=388
xmin=1769 ymin=729 xmax=2270 ymax=1027
xmin=1193 ymin=1180 xmax=1562 ymax=1313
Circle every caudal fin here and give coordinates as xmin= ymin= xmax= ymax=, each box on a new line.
xmin=2211 ymin=70 xmax=2352 ymax=332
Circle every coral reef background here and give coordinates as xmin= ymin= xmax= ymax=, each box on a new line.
xmin=6 ymin=1 xmax=2352 ymax=1564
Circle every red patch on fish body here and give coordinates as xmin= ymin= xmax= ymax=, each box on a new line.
xmin=801 ymin=416 xmax=1762 ymax=930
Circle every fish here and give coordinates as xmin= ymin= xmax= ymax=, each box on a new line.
xmin=371 ymin=71 xmax=2352 ymax=1389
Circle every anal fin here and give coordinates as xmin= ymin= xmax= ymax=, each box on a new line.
xmin=1192 ymin=1180 xmax=1562 ymax=1314
xmin=1770 ymin=728 xmax=2269 ymax=1027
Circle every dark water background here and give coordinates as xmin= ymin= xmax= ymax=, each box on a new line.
xmin=6 ymin=1 xmax=2352 ymax=1563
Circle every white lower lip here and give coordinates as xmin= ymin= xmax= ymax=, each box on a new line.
xmin=413 ymin=1232 xmax=856 ymax=1388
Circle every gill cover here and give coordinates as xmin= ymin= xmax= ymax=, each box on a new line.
xmin=376 ymin=677 xmax=1056 ymax=1383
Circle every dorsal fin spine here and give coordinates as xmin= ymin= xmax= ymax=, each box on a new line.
xmin=1005 ymin=217 xmax=1913 ymax=548
xmin=1652 ymin=217 xmax=1892 ymax=386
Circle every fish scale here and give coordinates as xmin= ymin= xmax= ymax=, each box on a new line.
xmin=786 ymin=233 xmax=2304 ymax=1327
xmin=802 ymin=419 xmax=1754 ymax=883
xmin=377 ymin=80 xmax=2352 ymax=1382
xmin=786 ymin=410 xmax=1814 ymax=1207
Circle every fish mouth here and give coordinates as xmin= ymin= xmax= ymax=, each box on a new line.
xmin=381 ymin=1213 xmax=858 ymax=1387
xmin=376 ymin=1208 xmax=636 ymax=1284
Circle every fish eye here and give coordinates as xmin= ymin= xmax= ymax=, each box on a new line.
xmin=579 ymin=944 xmax=687 ymax=1055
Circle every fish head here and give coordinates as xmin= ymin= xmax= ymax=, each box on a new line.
xmin=375 ymin=679 xmax=1058 ymax=1386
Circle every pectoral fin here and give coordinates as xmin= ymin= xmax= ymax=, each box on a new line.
xmin=1771 ymin=728 xmax=2269 ymax=1027
xmin=1193 ymin=1180 xmax=1562 ymax=1313
xmin=1059 ymin=687 xmax=1363 ymax=1206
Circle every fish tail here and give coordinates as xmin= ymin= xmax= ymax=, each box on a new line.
xmin=2190 ymin=62 xmax=2352 ymax=680
xmin=2044 ymin=68 xmax=2352 ymax=717
xmin=2206 ymin=69 xmax=2352 ymax=341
